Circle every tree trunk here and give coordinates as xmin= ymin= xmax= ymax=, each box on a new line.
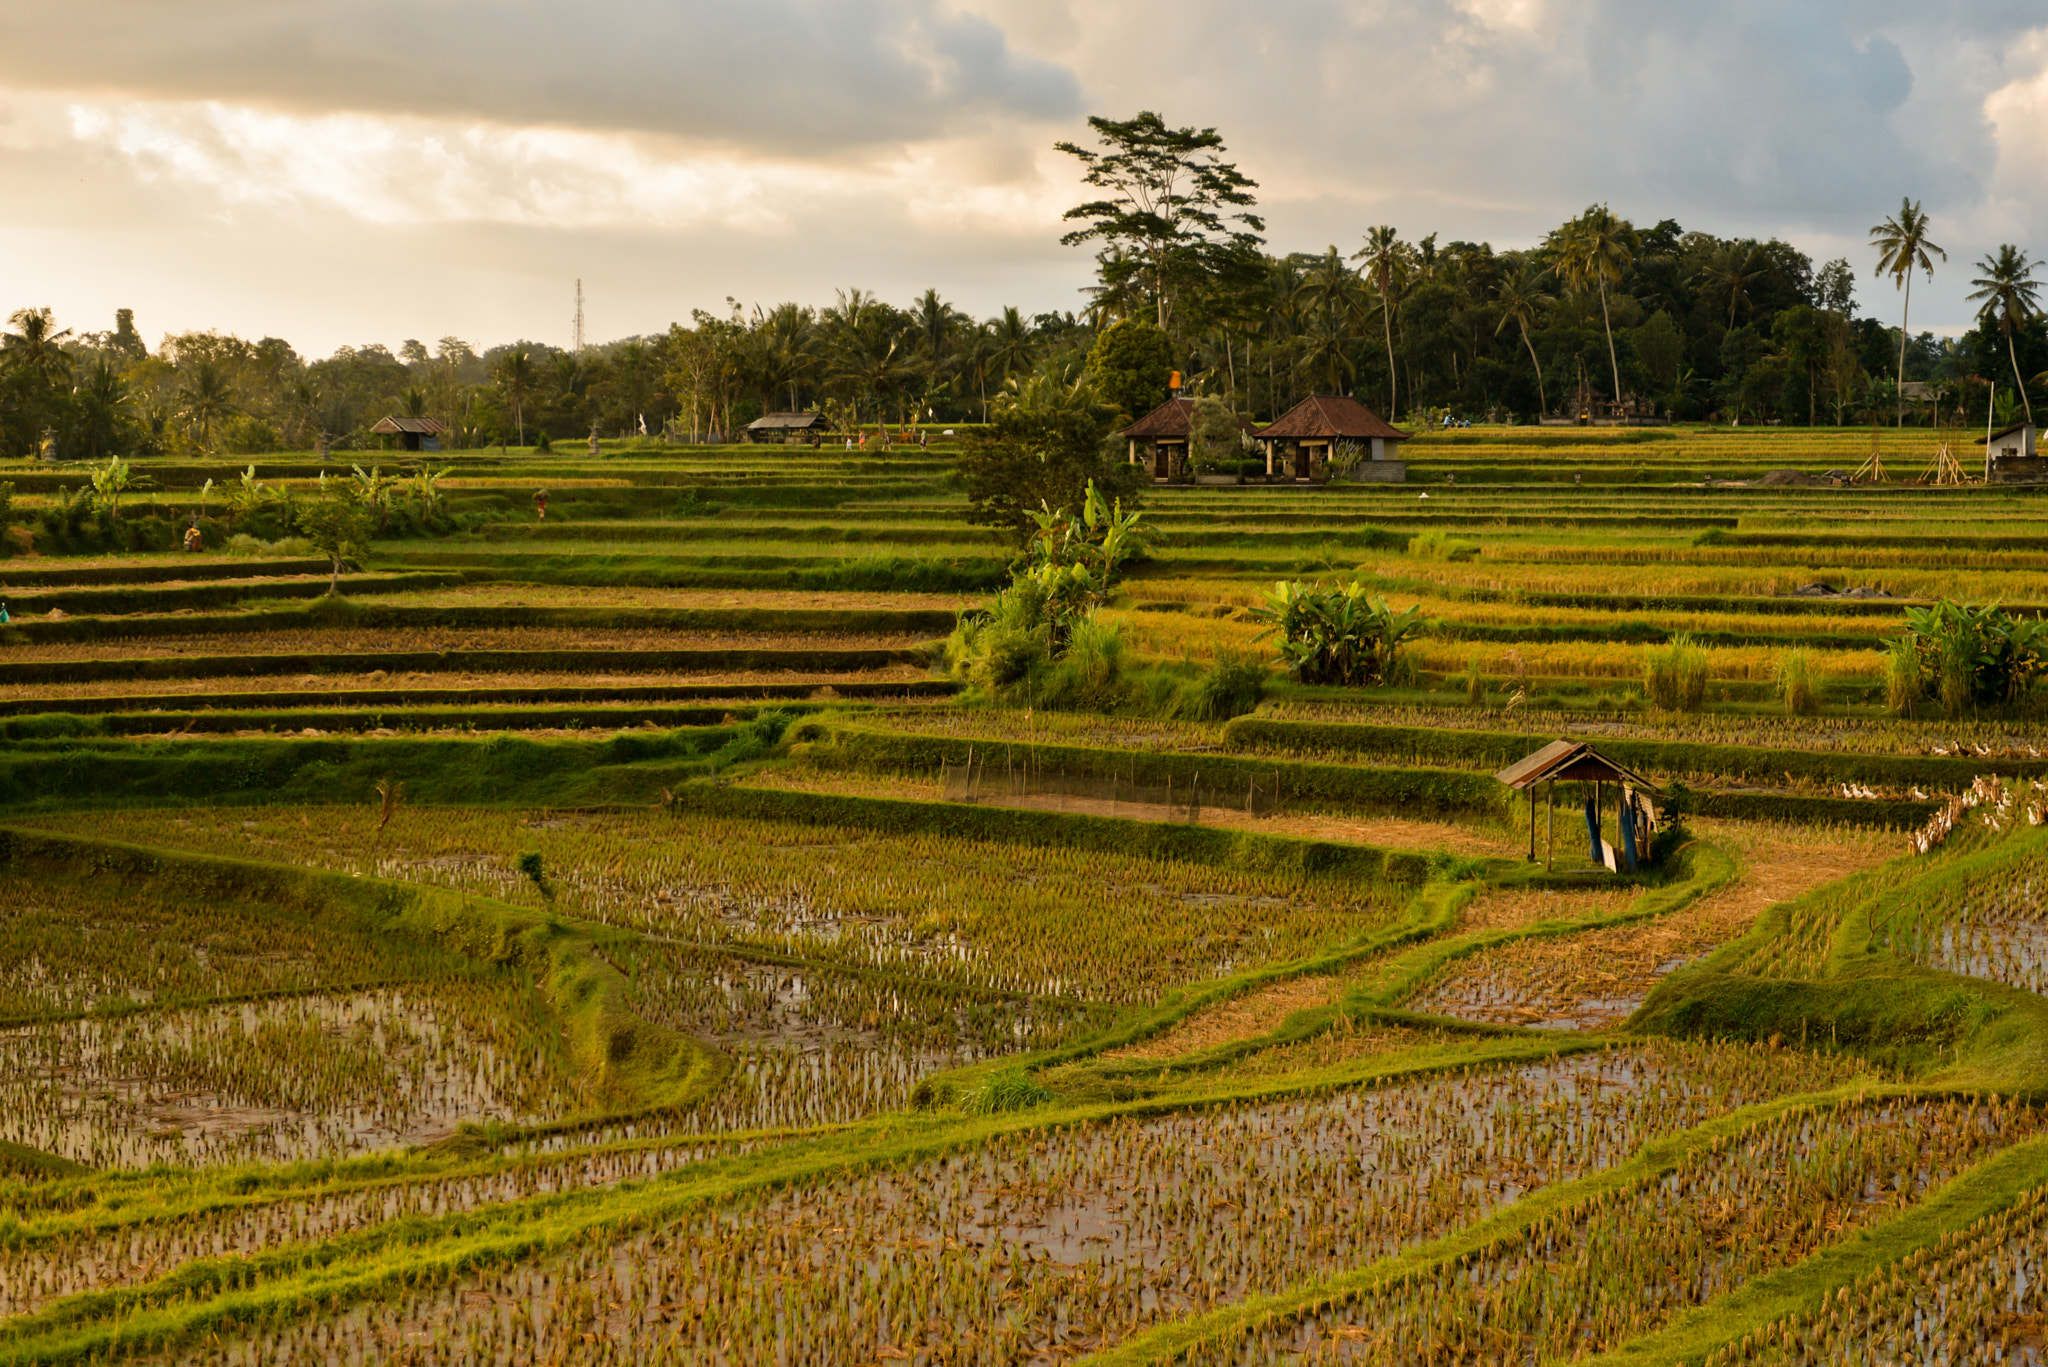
xmin=1599 ymin=276 xmax=1623 ymax=408
xmin=1381 ymin=292 xmax=1397 ymax=414
xmin=2008 ymin=326 xmax=2035 ymax=425
xmin=1896 ymin=273 xmax=1912 ymax=428
xmin=1521 ymin=324 xmax=1548 ymax=414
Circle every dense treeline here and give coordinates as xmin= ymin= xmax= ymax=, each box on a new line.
xmin=5 ymin=115 xmax=2046 ymax=460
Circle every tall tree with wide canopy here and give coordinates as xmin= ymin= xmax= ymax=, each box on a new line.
xmin=1869 ymin=197 xmax=1944 ymax=427
xmin=1967 ymin=244 xmax=2040 ymax=426
xmin=1550 ymin=204 xmax=1633 ymax=408
xmin=1056 ymin=112 xmax=1264 ymax=334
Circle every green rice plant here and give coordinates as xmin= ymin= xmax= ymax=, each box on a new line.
xmin=958 ymin=1065 xmax=1053 ymax=1114
xmin=1407 ymin=529 xmax=1479 ymax=561
xmin=1773 ymin=647 xmax=1820 ymax=715
xmin=1885 ymin=637 xmax=1921 ymax=717
xmin=1641 ymin=632 xmax=1709 ymax=712
xmin=1460 ymin=654 xmax=1485 ymax=706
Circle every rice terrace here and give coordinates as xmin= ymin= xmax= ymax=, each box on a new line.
xmin=8 ymin=107 xmax=2048 ymax=1365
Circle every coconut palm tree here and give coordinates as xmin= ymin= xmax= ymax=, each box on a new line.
xmin=69 ymin=357 xmax=135 ymax=459
xmin=1492 ymin=265 xmax=1555 ymax=416
xmin=178 ymin=360 xmax=238 ymax=455
xmin=493 ymin=348 xmax=537 ymax=446
xmin=1869 ymin=197 xmax=1945 ymax=427
xmin=1967 ymin=244 xmax=2040 ymax=427
xmin=1353 ymin=226 xmax=1405 ymax=415
xmin=1691 ymin=241 xmax=1763 ymax=330
xmin=1293 ymin=247 xmax=1364 ymax=393
xmin=1551 ymin=204 xmax=1633 ymax=409
xmin=984 ymin=307 xmax=1036 ymax=396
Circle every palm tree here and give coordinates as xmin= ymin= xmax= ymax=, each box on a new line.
xmin=2 ymin=307 xmax=74 ymax=386
xmin=1967 ymin=244 xmax=2040 ymax=427
xmin=830 ymin=309 xmax=920 ymax=427
xmin=1292 ymin=248 xmax=1364 ymax=393
xmin=493 ymin=348 xmax=537 ymax=445
xmin=984 ymin=307 xmax=1036 ymax=396
xmin=1353 ymin=226 xmax=1405 ymax=414
xmin=70 ymin=357 xmax=134 ymax=459
xmin=760 ymin=303 xmax=818 ymax=411
xmin=1551 ymin=204 xmax=1633 ymax=408
xmin=1691 ymin=241 xmax=1763 ymax=330
xmin=1869 ymin=197 xmax=1945 ymax=427
xmin=178 ymin=360 xmax=238 ymax=454
xmin=1492 ymin=266 xmax=1556 ymax=415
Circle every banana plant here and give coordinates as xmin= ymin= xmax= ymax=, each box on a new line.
xmin=87 ymin=456 xmax=131 ymax=517
xmin=408 ymin=465 xmax=450 ymax=513
xmin=1250 ymin=579 xmax=1426 ymax=686
xmin=225 ymin=464 xmax=271 ymax=530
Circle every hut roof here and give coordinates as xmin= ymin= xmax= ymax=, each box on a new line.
xmin=747 ymin=411 xmax=828 ymax=431
xmin=1119 ymin=397 xmax=1260 ymax=440
xmin=369 ymin=416 xmax=448 ymax=435
xmin=1494 ymin=739 xmax=1657 ymax=792
xmin=1259 ymin=395 xmax=1408 ymax=441
xmin=1985 ymin=421 xmax=2036 ymax=446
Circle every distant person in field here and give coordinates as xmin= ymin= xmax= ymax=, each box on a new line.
xmin=533 ymin=489 xmax=550 ymax=521
xmin=184 ymin=525 xmax=203 ymax=553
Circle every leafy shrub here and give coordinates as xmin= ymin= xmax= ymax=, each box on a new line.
xmin=960 ymin=1066 xmax=1052 ymax=1115
xmin=1774 ymin=648 xmax=1821 ymax=716
xmin=1891 ymin=600 xmax=2048 ymax=718
xmin=1250 ymin=581 xmax=1424 ymax=687
xmin=516 ymin=851 xmax=556 ymax=905
xmin=1408 ymin=529 xmax=1479 ymax=561
xmin=946 ymin=480 xmax=1151 ymax=705
xmin=709 ymin=710 xmax=793 ymax=771
xmin=1642 ymin=633 xmax=1709 ymax=711
xmin=1178 ymin=652 xmax=1267 ymax=721
xmin=1188 ymin=395 xmax=1246 ymax=475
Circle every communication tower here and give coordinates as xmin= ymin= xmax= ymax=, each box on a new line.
xmin=573 ymin=279 xmax=585 ymax=353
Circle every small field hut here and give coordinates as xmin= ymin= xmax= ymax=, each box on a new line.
xmin=1495 ymin=739 xmax=1661 ymax=873
xmin=370 ymin=416 xmax=448 ymax=452
xmin=1985 ymin=421 xmax=2044 ymax=483
xmin=745 ymin=412 xmax=830 ymax=445
xmin=1257 ymin=396 xmax=1409 ymax=482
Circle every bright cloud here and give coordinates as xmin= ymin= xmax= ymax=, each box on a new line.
xmin=0 ymin=0 xmax=2044 ymax=353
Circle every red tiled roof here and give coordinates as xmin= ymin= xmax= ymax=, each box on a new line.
xmin=1258 ymin=395 xmax=1409 ymax=441
xmin=1120 ymin=397 xmax=1260 ymax=439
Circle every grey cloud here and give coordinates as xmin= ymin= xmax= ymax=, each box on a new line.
xmin=0 ymin=0 xmax=1083 ymax=153
xmin=1040 ymin=0 xmax=2043 ymax=312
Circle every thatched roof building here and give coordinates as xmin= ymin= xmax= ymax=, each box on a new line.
xmin=370 ymin=416 xmax=448 ymax=452
xmin=745 ymin=412 xmax=830 ymax=444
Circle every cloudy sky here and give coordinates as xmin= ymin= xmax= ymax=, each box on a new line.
xmin=2 ymin=0 xmax=2044 ymax=356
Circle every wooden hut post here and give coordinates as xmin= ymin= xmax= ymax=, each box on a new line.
xmin=1546 ymin=778 xmax=1555 ymax=871
xmin=1528 ymin=786 xmax=1537 ymax=861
